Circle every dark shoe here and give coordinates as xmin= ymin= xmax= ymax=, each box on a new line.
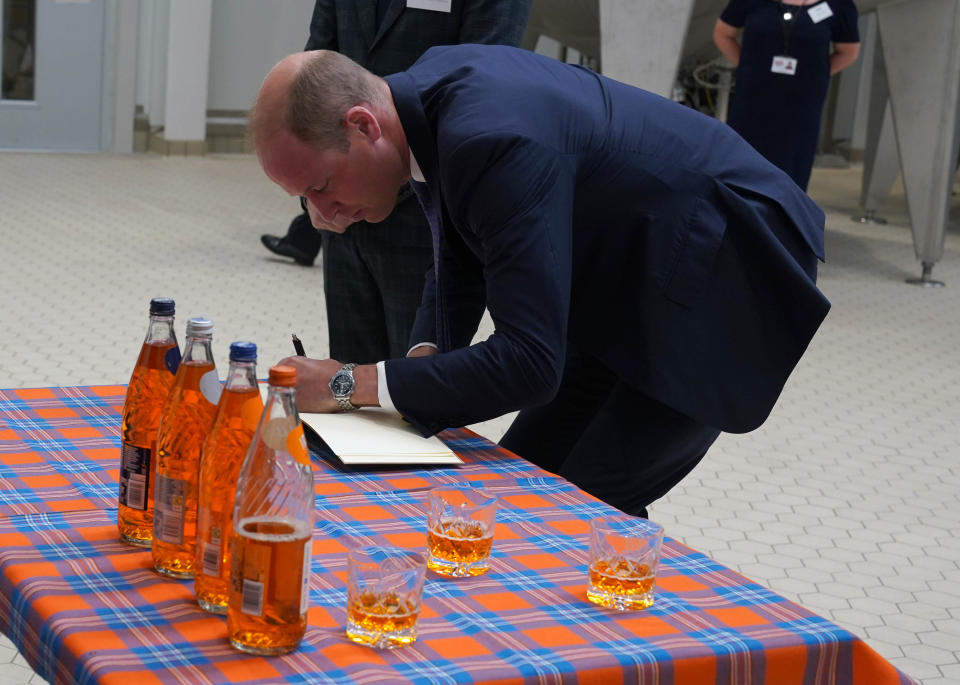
xmin=261 ymin=234 xmax=315 ymax=266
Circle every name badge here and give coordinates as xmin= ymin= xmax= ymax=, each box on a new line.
xmin=406 ymin=0 xmax=452 ymax=11
xmin=807 ymin=3 xmax=833 ymax=23
xmin=771 ymin=56 xmax=798 ymax=75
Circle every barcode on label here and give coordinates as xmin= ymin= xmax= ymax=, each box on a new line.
xmin=155 ymin=476 xmax=184 ymax=544
xmin=202 ymin=541 xmax=221 ymax=576
xmin=241 ymin=578 xmax=264 ymax=616
xmin=126 ymin=474 xmax=146 ymax=510
xmin=157 ymin=509 xmax=183 ymax=543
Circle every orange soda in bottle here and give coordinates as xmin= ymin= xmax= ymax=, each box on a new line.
xmin=228 ymin=365 xmax=313 ymax=655
xmin=195 ymin=341 xmax=263 ymax=614
xmin=153 ymin=317 xmax=221 ymax=579
xmin=118 ymin=298 xmax=181 ymax=547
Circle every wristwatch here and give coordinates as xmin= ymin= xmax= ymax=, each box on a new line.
xmin=328 ymin=363 xmax=358 ymax=411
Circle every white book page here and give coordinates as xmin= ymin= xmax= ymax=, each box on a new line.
xmin=257 ymin=384 xmax=460 ymax=465
xmin=301 ymin=410 xmax=462 ymax=465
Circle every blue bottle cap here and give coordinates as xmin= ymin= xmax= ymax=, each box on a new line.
xmin=186 ymin=317 xmax=214 ymax=335
xmin=149 ymin=298 xmax=175 ymax=316
xmin=229 ymin=341 xmax=257 ymax=362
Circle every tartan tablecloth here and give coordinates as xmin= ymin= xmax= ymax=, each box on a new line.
xmin=0 ymin=386 xmax=916 ymax=685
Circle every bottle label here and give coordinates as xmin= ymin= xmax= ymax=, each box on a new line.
xmin=202 ymin=540 xmax=221 ymax=577
xmin=200 ymin=369 xmax=222 ymax=406
xmin=154 ymin=475 xmax=186 ymax=545
xmin=261 ymin=418 xmax=309 ymax=466
xmin=240 ymin=539 xmax=270 ymax=616
xmin=241 ymin=577 xmax=265 ymax=616
xmin=119 ymin=442 xmax=151 ymax=510
xmin=300 ymin=538 xmax=312 ymax=615
xmin=198 ymin=505 xmax=222 ymax=576
xmin=164 ymin=346 xmax=182 ymax=376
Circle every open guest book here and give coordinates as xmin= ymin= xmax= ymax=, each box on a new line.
xmin=300 ymin=409 xmax=462 ymax=466
xmin=258 ymin=383 xmax=462 ymax=467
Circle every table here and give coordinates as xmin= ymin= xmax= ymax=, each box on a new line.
xmin=0 ymin=385 xmax=916 ymax=685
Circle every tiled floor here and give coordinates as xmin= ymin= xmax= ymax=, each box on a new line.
xmin=0 ymin=151 xmax=957 ymax=684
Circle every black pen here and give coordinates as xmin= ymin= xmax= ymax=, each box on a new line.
xmin=292 ymin=333 xmax=306 ymax=356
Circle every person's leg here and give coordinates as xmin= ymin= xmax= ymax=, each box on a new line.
xmin=261 ymin=212 xmax=321 ymax=266
xmin=558 ymin=387 xmax=721 ymax=517
xmin=286 ymin=212 xmax=322 ymax=256
xmin=499 ymin=348 xmax=616 ymax=476
xmin=322 ymin=230 xmax=390 ymax=364
xmin=359 ymin=199 xmax=434 ymax=360
xmin=500 ymin=348 xmax=720 ymax=518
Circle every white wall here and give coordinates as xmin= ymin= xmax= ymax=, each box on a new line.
xmin=136 ymin=0 xmax=313 ymax=122
xmin=136 ymin=0 xmax=169 ymax=126
xmin=206 ymin=0 xmax=315 ymax=112
xmin=164 ymin=0 xmax=212 ymax=140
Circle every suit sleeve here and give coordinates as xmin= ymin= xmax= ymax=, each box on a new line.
xmin=831 ymin=0 xmax=860 ymax=44
xmin=305 ymin=0 xmax=337 ymax=51
xmin=457 ymin=0 xmax=532 ymax=47
xmin=719 ymin=0 xmax=750 ymax=28
xmin=386 ymin=135 xmax=574 ymax=435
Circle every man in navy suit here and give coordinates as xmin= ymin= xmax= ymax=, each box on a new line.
xmin=252 ymin=45 xmax=831 ymax=517
xmin=260 ymin=0 xmax=531 ymax=368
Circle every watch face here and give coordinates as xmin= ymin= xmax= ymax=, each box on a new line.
xmin=331 ymin=372 xmax=353 ymax=396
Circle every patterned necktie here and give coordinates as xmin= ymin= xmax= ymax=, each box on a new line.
xmin=414 ymin=182 xmax=451 ymax=353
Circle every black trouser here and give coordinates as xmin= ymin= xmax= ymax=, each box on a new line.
xmin=500 ymin=347 xmax=720 ymax=518
xmin=285 ymin=211 xmax=322 ymax=258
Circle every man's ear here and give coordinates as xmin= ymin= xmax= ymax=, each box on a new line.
xmin=344 ymin=106 xmax=382 ymax=142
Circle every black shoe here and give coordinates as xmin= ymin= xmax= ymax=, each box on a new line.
xmin=261 ymin=234 xmax=315 ymax=266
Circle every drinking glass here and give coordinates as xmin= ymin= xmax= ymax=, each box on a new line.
xmin=587 ymin=518 xmax=664 ymax=610
xmin=346 ymin=546 xmax=426 ymax=649
xmin=426 ymin=486 xmax=498 ymax=577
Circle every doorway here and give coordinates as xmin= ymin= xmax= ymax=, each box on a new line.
xmin=0 ymin=0 xmax=105 ymax=151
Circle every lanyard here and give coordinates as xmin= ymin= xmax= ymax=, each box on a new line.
xmin=777 ymin=0 xmax=807 ymax=55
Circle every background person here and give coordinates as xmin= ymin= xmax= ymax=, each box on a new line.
xmin=713 ymin=0 xmax=860 ymax=190
xmin=260 ymin=0 xmax=531 ymax=366
xmin=252 ymin=46 xmax=831 ymax=518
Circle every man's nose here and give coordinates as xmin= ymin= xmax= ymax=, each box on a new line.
xmin=316 ymin=199 xmax=340 ymax=223
xmin=306 ymin=196 xmax=335 ymax=222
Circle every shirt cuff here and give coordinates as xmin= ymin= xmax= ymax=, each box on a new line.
xmin=376 ymin=361 xmax=400 ymax=415
xmin=407 ymin=342 xmax=438 ymax=356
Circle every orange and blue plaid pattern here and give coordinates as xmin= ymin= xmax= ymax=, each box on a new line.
xmin=0 ymin=386 xmax=916 ymax=685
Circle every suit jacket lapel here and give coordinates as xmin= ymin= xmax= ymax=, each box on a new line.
xmin=386 ymin=71 xmax=451 ymax=351
xmin=372 ymin=0 xmax=404 ymax=50
xmin=355 ymin=0 xmax=378 ymax=52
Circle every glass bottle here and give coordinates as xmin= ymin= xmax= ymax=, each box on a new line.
xmin=227 ymin=365 xmax=313 ymax=656
xmin=118 ymin=298 xmax=181 ymax=547
xmin=153 ymin=317 xmax=221 ymax=579
xmin=195 ymin=341 xmax=263 ymax=614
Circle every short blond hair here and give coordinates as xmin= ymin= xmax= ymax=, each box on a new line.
xmin=252 ymin=50 xmax=386 ymax=152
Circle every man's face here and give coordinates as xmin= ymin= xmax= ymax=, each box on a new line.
xmin=259 ymin=122 xmax=403 ymax=233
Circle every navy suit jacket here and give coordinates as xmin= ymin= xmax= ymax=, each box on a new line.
xmin=384 ymin=45 xmax=831 ymax=436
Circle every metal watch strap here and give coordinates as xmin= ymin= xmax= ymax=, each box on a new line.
xmin=334 ymin=363 xmax=357 ymax=412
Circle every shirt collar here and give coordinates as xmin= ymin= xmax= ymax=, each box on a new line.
xmin=409 ymin=148 xmax=425 ymax=183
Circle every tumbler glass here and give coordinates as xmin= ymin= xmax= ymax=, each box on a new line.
xmin=346 ymin=546 xmax=427 ymax=649
xmin=587 ymin=518 xmax=664 ymax=610
xmin=426 ymin=486 xmax=498 ymax=577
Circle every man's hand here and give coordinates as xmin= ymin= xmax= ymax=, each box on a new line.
xmin=276 ymin=356 xmax=343 ymax=413
xmin=277 ymin=357 xmax=379 ymax=413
